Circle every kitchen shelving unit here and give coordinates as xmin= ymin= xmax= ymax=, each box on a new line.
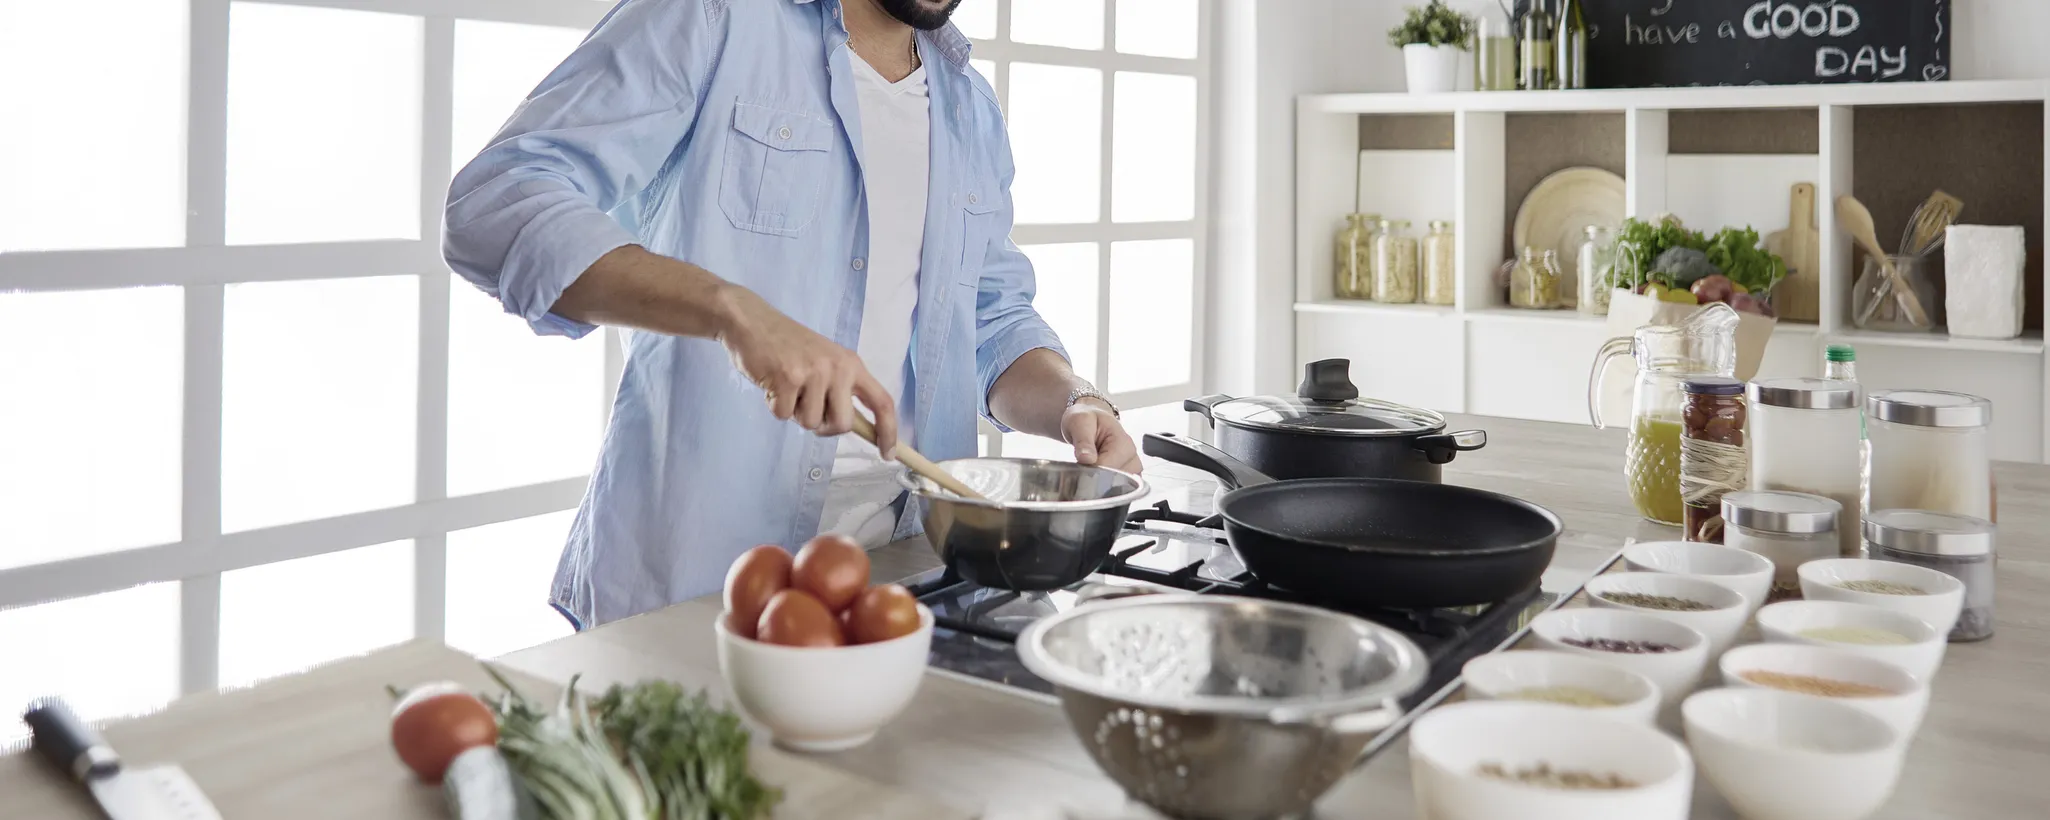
xmin=1295 ymin=79 xmax=2050 ymax=462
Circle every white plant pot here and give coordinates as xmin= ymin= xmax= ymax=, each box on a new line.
xmin=1403 ymin=43 xmax=1461 ymax=94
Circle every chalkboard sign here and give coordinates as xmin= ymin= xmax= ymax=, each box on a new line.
xmin=1578 ymin=0 xmax=1951 ymax=88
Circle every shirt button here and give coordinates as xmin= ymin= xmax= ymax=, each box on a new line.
xmin=776 ymin=125 xmax=793 ymax=141
xmin=967 ymin=193 xmax=979 ymax=205
xmin=852 ymin=257 xmax=866 ymax=271
xmin=809 ymin=467 xmax=825 ymax=481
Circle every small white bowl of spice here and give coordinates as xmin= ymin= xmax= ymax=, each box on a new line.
xmin=1462 ymin=650 xmax=1661 ymax=725
xmin=1529 ymin=608 xmax=1710 ymax=711
xmin=1798 ymin=558 xmax=1965 ymax=637
xmin=1410 ymin=700 xmax=1693 ymax=820
xmin=1621 ymin=540 xmax=1775 ymax=614
xmin=1719 ymin=642 xmax=1930 ymax=739
xmin=1585 ymin=572 xmax=1750 ymax=656
xmin=1754 ymin=600 xmax=1946 ymax=680
xmin=1683 ymin=687 xmax=1905 ymax=820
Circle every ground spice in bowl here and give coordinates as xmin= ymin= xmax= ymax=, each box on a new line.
xmin=1738 ymin=669 xmax=1894 ymax=698
xmin=1560 ymin=637 xmax=1680 ymax=654
xmin=1835 ymin=579 xmax=1928 ymax=596
xmin=1598 ymin=591 xmax=1718 ymax=611
xmin=1476 ymin=762 xmax=1638 ymax=790
xmin=1502 ymin=686 xmax=1623 ymax=707
xmin=1798 ymin=626 xmax=1913 ymax=646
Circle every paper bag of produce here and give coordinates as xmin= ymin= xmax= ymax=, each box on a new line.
xmin=1592 ymin=290 xmax=1778 ymax=427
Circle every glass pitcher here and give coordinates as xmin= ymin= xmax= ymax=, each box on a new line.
xmin=1588 ymin=303 xmax=1741 ymax=525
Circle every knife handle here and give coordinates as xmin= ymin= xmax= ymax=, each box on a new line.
xmin=22 ymin=697 xmax=120 ymax=782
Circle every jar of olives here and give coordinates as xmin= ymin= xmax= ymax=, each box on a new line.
xmin=1680 ymin=376 xmax=1748 ymax=543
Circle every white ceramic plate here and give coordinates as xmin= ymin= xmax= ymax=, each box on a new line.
xmin=1513 ymin=166 xmax=1627 ymax=276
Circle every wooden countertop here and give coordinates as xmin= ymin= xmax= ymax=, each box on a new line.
xmin=496 ymin=413 xmax=2050 ymax=819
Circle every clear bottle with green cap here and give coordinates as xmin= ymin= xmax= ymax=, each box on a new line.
xmin=1824 ymin=344 xmax=1870 ymax=513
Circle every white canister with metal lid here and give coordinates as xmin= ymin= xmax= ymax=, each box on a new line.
xmin=1865 ymin=509 xmax=1996 ymax=642
xmin=1722 ymin=489 xmax=1841 ymax=601
xmin=1867 ymin=390 xmax=1992 ymax=520
xmin=1747 ymin=379 xmax=1863 ymax=558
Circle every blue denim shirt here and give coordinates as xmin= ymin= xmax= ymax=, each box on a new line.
xmin=442 ymin=0 xmax=1065 ymax=627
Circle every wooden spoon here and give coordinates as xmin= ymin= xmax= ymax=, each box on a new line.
xmin=1836 ymin=195 xmax=1932 ymax=329
xmin=850 ymin=415 xmax=990 ymax=501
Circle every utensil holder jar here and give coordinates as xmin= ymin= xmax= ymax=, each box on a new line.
xmin=1851 ymin=254 xmax=1938 ymax=332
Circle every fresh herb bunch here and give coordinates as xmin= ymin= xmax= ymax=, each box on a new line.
xmin=1615 ymin=216 xmax=1786 ymax=295
xmin=485 ymin=667 xmax=781 ymax=820
xmin=1387 ymin=1 xmax=1475 ymax=49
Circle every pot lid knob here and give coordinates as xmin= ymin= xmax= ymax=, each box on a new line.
xmin=1297 ymin=359 xmax=1359 ymax=403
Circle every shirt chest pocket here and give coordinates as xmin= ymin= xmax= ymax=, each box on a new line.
xmin=956 ymin=185 xmax=1002 ymax=286
xmin=720 ymin=101 xmax=835 ymax=237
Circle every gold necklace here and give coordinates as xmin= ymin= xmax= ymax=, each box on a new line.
xmin=851 ymin=31 xmax=919 ymax=73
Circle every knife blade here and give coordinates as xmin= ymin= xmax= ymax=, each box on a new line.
xmin=23 ymin=697 xmax=223 ymax=820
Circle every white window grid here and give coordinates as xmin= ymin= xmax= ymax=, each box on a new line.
xmin=0 ymin=0 xmax=1208 ymax=697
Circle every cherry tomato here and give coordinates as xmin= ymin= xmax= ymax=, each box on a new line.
xmin=390 ymin=682 xmax=498 ymax=784
xmin=723 ymin=545 xmax=793 ymax=639
xmin=756 ymin=588 xmax=846 ymax=648
xmin=844 ymin=584 xmax=922 ymax=644
xmin=792 ymin=534 xmax=870 ymax=612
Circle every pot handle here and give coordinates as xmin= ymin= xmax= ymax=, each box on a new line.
xmin=1413 ymin=429 xmax=1486 ymax=465
xmin=1183 ymin=394 xmax=1234 ymax=425
xmin=1141 ymin=433 xmax=1277 ymax=490
xmin=1298 ymin=359 xmax=1360 ymax=402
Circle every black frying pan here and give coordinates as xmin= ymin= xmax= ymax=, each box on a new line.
xmin=1142 ymin=433 xmax=1561 ymax=608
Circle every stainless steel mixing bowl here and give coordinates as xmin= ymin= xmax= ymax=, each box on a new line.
xmin=1016 ymin=595 xmax=1428 ymax=820
xmin=900 ymin=458 xmax=1147 ymax=590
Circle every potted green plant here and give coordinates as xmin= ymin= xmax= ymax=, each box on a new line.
xmin=1388 ymin=1 xmax=1474 ymax=94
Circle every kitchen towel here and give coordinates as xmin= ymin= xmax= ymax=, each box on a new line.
xmin=1945 ymin=225 xmax=2026 ymax=340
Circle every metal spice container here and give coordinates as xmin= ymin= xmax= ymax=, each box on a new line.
xmin=1866 ymin=509 xmax=1997 ymax=642
xmin=1680 ymin=376 xmax=1746 ymax=543
xmin=1723 ymin=490 xmax=1840 ymax=600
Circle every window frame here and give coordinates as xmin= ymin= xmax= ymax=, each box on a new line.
xmin=0 ymin=0 xmax=1209 ymax=698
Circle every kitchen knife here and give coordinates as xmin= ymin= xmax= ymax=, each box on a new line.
xmin=23 ymin=697 xmax=222 ymax=820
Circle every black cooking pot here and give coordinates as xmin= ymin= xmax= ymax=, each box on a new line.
xmin=1184 ymin=359 xmax=1486 ymax=483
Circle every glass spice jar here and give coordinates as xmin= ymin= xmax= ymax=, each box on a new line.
xmin=1423 ymin=220 xmax=1457 ymax=306
xmin=1722 ymin=489 xmax=1841 ymax=602
xmin=1373 ymin=219 xmax=1419 ymax=304
xmin=1749 ymin=378 xmax=1864 ymax=558
xmin=1680 ymin=376 xmax=1747 ymax=543
xmin=1865 ymin=509 xmax=1997 ymax=642
xmin=1332 ymin=213 xmax=1375 ymax=299
xmin=1509 ymin=247 xmax=1561 ymax=309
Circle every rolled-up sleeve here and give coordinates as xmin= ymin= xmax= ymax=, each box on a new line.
xmin=442 ymin=0 xmax=711 ymax=338
xmin=973 ymin=128 xmax=1070 ymax=430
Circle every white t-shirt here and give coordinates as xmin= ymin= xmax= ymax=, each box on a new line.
xmin=819 ymin=54 xmax=930 ymax=548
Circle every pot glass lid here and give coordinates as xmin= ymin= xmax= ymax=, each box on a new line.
xmin=1210 ymin=396 xmax=1447 ymax=436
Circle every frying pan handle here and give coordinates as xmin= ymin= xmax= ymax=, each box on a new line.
xmin=1414 ymin=429 xmax=1487 ymax=465
xmin=1182 ymin=394 xmax=1233 ymax=425
xmin=1141 ymin=433 xmax=1277 ymax=490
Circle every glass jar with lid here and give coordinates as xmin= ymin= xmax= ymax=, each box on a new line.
xmin=1577 ymin=225 xmax=1624 ymax=315
xmin=1867 ymin=390 xmax=1992 ymax=521
xmin=1422 ymin=220 xmax=1457 ymax=306
xmin=1680 ymin=376 xmax=1747 ymax=543
xmin=1372 ymin=219 xmax=1419 ymax=303
xmin=1748 ymin=378 xmax=1863 ymax=558
xmin=1722 ymin=489 xmax=1841 ymax=602
xmin=1509 ymin=247 xmax=1561 ymax=309
xmin=1332 ymin=213 xmax=1378 ymax=299
xmin=1865 ymin=508 xmax=1996 ymax=642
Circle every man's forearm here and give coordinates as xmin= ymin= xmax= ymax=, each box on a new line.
xmin=552 ymin=244 xmax=745 ymax=339
xmin=987 ymin=347 xmax=1096 ymax=439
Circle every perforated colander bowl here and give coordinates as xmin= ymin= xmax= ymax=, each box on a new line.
xmin=1017 ymin=595 xmax=1427 ymax=820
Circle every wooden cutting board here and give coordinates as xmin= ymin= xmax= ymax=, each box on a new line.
xmin=0 ymin=641 xmax=969 ymax=820
xmin=1766 ymin=181 xmax=1822 ymax=323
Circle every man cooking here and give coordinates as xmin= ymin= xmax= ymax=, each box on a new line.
xmin=442 ymin=0 xmax=1140 ymax=628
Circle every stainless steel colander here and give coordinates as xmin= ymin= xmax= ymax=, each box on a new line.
xmin=1016 ymin=596 xmax=1427 ymax=820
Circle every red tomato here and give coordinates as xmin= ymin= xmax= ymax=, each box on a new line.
xmin=389 ymin=682 xmax=498 ymax=783
xmin=723 ymin=545 xmax=793 ymax=639
xmin=792 ymin=534 xmax=870 ymax=612
xmin=844 ymin=584 xmax=922 ymax=644
xmin=756 ymin=589 xmax=846 ymax=648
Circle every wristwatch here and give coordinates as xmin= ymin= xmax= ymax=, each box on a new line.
xmin=1066 ymin=385 xmax=1119 ymax=418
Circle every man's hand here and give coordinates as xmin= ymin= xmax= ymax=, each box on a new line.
xmin=1061 ymin=398 xmax=1142 ymax=474
xmin=718 ymin=286 xmax=898 ymax=456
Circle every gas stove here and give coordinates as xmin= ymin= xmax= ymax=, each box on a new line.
xmin=908 ymin=500 xmax=1614 ymax=762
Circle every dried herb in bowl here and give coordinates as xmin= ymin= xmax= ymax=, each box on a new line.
xmin=1598 ymin=591 xmax=1716 ymax=612
xmin=1477 ymin=761 xmax=1638 ymax=791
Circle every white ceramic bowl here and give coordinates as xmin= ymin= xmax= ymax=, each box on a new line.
xmin=1462 ymin=650 xmax=1660 ymax=725
xmin=1719 ymin=643 xmax=1931 ymax=739
xmin=1799 ymin=558 xmax=1965 ymax=637
xmin=1585 ymin=572 xmax=1749 ymax=655
xmin=1621 ymin=540 xmax=1775 ymax=613
xmin=1754 ymin=600 xmax=1947 ymax=680
xmin=1529 ymin=608 xmax=1710 ymax=710
xmin=1683 ymin=687 xmax=1905 ymax=820
xmin=714 ymin=605 xmax=934 ymax=752
xmin=1410 ymin=700 xmax=1693 ymax=820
